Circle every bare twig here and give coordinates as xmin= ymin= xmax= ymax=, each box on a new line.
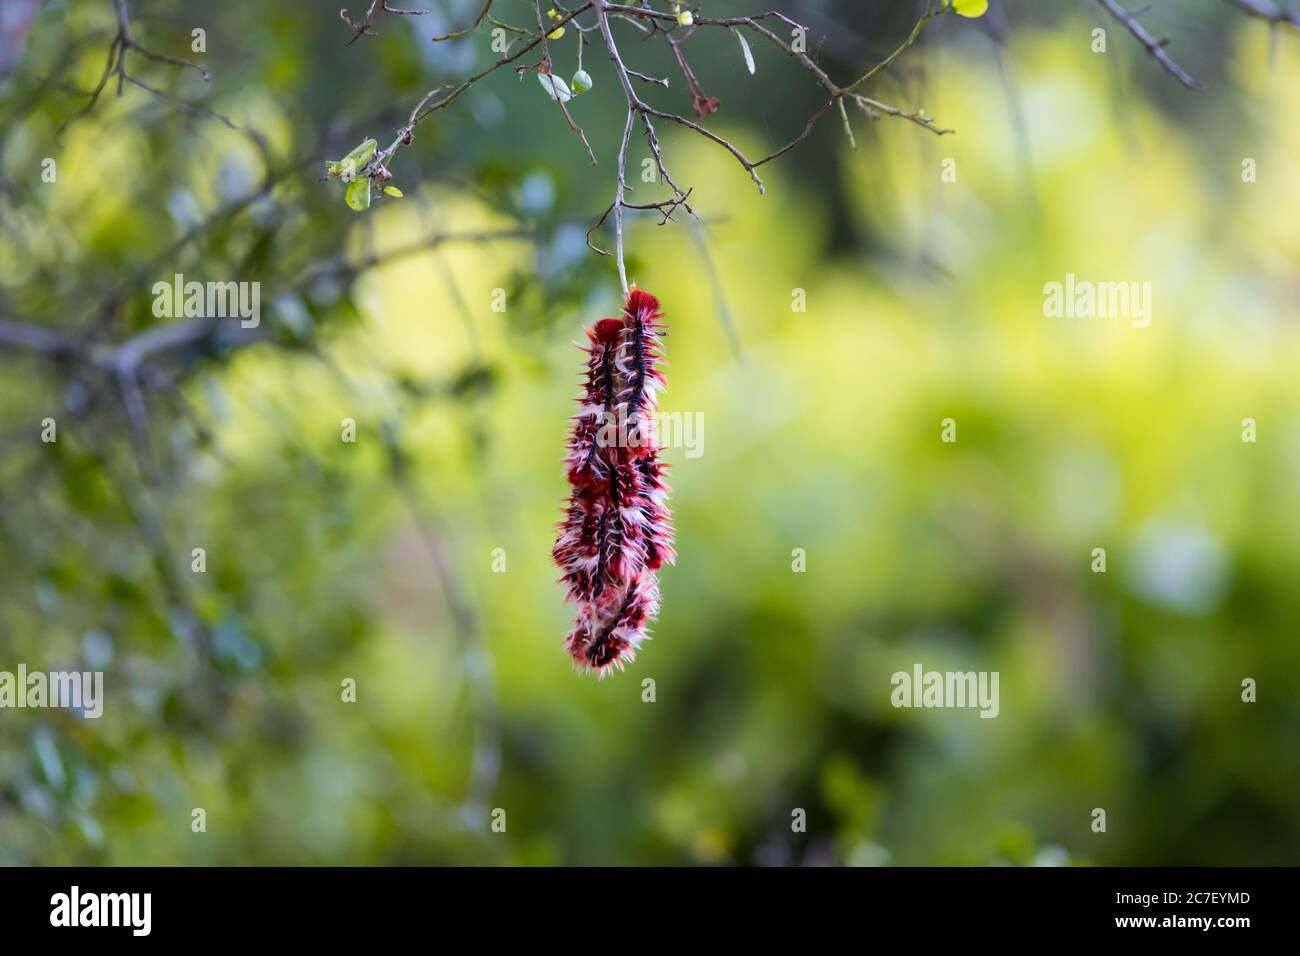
xmin=1223 ymin=0 xmax=1300 ymax=28
xmin=340 ymin=0 xmax=425 ymax=45
xmin=432 ymin=0 xmax=493 ymax=41
xmin=577 ymin=0 xmax=952 ymax=285
xmin=1096 ymin=0 xmax=1200 ymax=89
xmin=59 ymin=0 xmax=224 ymax=137
xmin=372 ymin=3 xmax=594 ymax=175
xmin=123 ymin=74 xmax=236 ymax=129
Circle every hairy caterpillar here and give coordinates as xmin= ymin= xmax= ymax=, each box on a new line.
xmin=552 ymin=289 xmax=675 ymax=674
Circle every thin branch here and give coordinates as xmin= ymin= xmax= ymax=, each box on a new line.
xmin=532 ymin=0 xmax=597 ymax=165
xmin=1096 ymin=0 xmax=1200 ymax=89
xmin=340 ymin=0 xmax=426 ymax=45
xmin=432 ymin=0 xmax=493 ymax=42
xmin=58 ymin=0 xmax=226 ymax=138
xmin=0 ymin=228 xmax=533 ymax=377
xmin=1223 ymin=0 xmax=1300 ymax=28
xmin=0 ymin=319 xmax=81 ymax=357
xmin=843 ymin=0 xmax=939 ymax=93
xmin=373 ymin=3 xmax=593 ymax=173
xmin=612 ymin=108 xmax=635 ymax=294
xmin=627 ymin=67 xmax=669 ymax=87
xmin=123 ymin=74 xmax=236 ymax=129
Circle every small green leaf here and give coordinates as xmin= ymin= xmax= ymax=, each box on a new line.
xmin=345 ymin=177 xmax=371 ymax=211
xmin=383 ymin=186 xmax=403 ymax=198
xmin=571 ymin=69 xmax=593 ymax=94
xmin=951 ymin=0 xmax=988 ymax=17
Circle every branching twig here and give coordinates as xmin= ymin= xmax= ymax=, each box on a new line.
xmin=335 ymin=1 xmax=953 ymax=289
xmin=340 ymin=0 xmax=426 ymax=45
xmin=59 ymin=0 xmax=225 ymax=138
xmin=578 ymin=0 xmax=948 ymax=289
xmin=337 ymin=1 xmax=952 ymax=288
xmin=372 ymin=3 xmax=594 ymax=176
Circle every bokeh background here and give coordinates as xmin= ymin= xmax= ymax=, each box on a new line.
xmin=2 ymin=0 xmax=1298 ymax=865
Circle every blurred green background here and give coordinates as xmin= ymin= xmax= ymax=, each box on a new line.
xmin=2 ymin=0 xmax=1299 ymax=865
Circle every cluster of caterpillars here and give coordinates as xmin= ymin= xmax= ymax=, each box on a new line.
xmin=552 ymin=290 xmax=675 ymax=675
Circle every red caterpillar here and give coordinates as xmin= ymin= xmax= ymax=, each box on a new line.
xmin=553 ymin=289 xmax=675 ymax=674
